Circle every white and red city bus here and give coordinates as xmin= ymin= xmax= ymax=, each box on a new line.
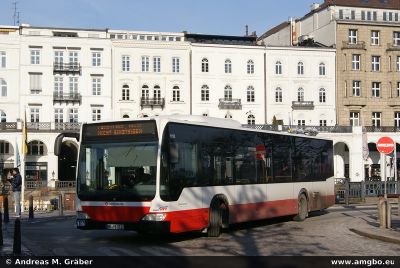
xmin=68 ymin=115 xmax=334 ymax=237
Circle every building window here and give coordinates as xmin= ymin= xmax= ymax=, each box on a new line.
xmin=247 ymin=86 xmax=255 ymax=102
xmin=92 ymin=77 xmax=101 ymax=95
xmin=0 ymin=110 xmax=6 ymax=122
xmin=319 ymin=120 xmax=327 ymax=127
xmin=172 ymin=57 xmax=180 ymax=73
xmin=297 ymin=88 xmax=304 ymax=102
xmin=1 ymin=79 xmax=7 ymax=97
xmin=225 ymin=59 xmax=232 ymax=74
xmin=397 ymin=56 xmax=400 ymax=71
xmin=54 ymin=108 xmax=63 ymax=123
xmin=54 ymin=51 xmax=64 ymax=65
xmin=153 ymin=56 xmax=161 ymax=73
xmin=0 ymin=51 xmax=5 ymax=68
xmin=92 ymin=109 xmax=101 ymax=122
xmin=92 ymin=52 xmax=101 ymax=67
xmin=201 ymin=85 xmax=209 ymax=101
xmin=297 ymin=62 xmax=304 ymax=75
xmin=122 ymin=55 xmax=130 ymax=71
xmin=350 ymin=112 xmax=360 ymax=126
xmin=372 ymin=82 xmax=381 ymax=97
xmin=69 ymin=77 xmax=78 ymax=95
xmin=172 ymin=86 xmax=180 ymax=102
xmin=275 ymin=87 xmax=282 ymax=103
xmin=54 ymin=76 xmax=63 ymax=96
xmin=29 ymin=73 xmax=42 ymax=94
xmin=28 ymin=141 xmax=45 ymax=156
xmin=247 ymin=60 xmax=254 ymax=74
xmin=395 ymin=112 xmax=400 ymax=127
xmin=319 ymin=63 xmax=326 ymax=76
xmin=361 ymin=10 xmax=365 ymax=20
xmin=349 ymin=29 xmax=358 ymax=44
xmin=153 ymin=85 xmax=161 ymax=100
xmin=371 ymin=56 xmax=381 ymax=71
xmin=383 ymin=12 xmax=387 ymax=21
xmin=371 ymin=31 xmax=380 ymax=45
xmin=30 ymin=50 xmax=40 ymax=65
xmin=68 ymin=108 xmax=78 ymax=123
xmin=224 ymin=85 xmax=232 ymax=101
xmin=0 ymin=141 xmax=10 ymax=154
xmin=353 ymin=81 xmax=361 ymax=96
xmin=122 ymin=85 xmax=130 ymax=101
xmin=201 ymin=58 xmax=209 ymax=73
xmin=319 ymin=88 xmax=326 ymax=103
xmin=373 ymin=11 xmax=377 ymax=21
xmin=352 ymin=54 xmax=361 ymax=70
xmin=372 ymin=112 xmax=381 ymax=127
xmin=142 ymin=85 xmax=149 ymax=99
xmin=394 ymin=32 xmax=400 ymax=46
xmin=275 ymin=61 xmax=282 ymax=74
xmin=30 ymin=108 xmax=40 ymax=122
xmin=247 ymin=114 xmax=255 ymax=125
xmin=339 ymin=9 xmax=343 ymax=19
xmin=142 ymin=56 xmax=150 ymax=72
xmin=398 ymin=82 xmax=400 ymax=97
xmin=69 ymin=51 xmax=79 ymax=67
xmin=297 ymin=120 xmax=306 ymax=126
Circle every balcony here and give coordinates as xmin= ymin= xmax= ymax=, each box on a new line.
xmin=25 ymin=181 xmax=48 ymax=190
xmin=55 ymin=181 xmax=76 ymax=190
xmin=218 ymin=98 xmax=242 ymax=110
xmin=342 ymin=97 xmax=367 ymax=107
xmin=54 ymin=122 xmax=81 ymax=132
xmin=0 ymin=122 xmax=17 ymax=131
xmin=365 ymin=126 xmax=400 ymax=133
xmin=341 ymin=41 xmax=366 ymax=50
xmin=386 ymin=43 xmax=400 ymax=52
xmin=243 ymin=125 xmax=353 ymax=134
xmin=292 ymin=101 xmax=314 ymax=110
xmin=387 ymin=98 xmax=400 ymax=107
xmin=53 ymin=62 xmax=81 ymax=75
xmin=53 ymin=92 xmax=82 ymax=104
xmin=140 ymin=98 xmax=165 ymax=109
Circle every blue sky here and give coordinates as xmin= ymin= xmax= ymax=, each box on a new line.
xmin=0 ymin=0 xmax=316 ymax=35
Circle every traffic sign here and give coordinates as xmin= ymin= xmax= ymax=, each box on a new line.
xmin=376 ymin=137 xmax=395 ymax=155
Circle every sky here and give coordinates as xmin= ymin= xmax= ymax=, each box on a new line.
xmin=0 ymin=0 xmax=317 ymax=36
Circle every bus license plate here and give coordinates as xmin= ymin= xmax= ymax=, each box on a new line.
xmin=106 ymin=224 xmax=124 ymax=230
xmin=76 ymin=220 xmax=86 ymax=227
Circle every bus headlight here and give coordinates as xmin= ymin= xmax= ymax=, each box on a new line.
xmin=77 ymin=211 xmax=91 ymax=219
xmin=141 ymin=213 xmax=167 ymax=222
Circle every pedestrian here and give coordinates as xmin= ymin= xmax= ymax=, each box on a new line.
xmin=8 ymin=168 xmax=22 ymax=217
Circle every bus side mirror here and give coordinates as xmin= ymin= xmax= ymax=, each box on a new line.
xmin=170 ymin=142 xmax=179 ymax=164
xmin=54 ymin=133 xmax=80 ymax=156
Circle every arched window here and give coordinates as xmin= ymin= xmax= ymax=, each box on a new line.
xmin=225 ymin=59 xmax=232 ymax=73
xmin=172 ymin=86 xmax=180 ymax=102
xmin=0 ymin=141 xmax=10 ymax=154
xmin=275 ymin=87 xmax=283 ymax=103
xmin=0 ymin=110 xmax=6 ymax=122
xmin=298 ymin=88 xmax=305 ymax=102
xmin=319 ymin=88 xmax=326 ymax=103
xmin=122 ymin=84 xmax=130 ymax=101
xmin=297 ymin=62 xmax=304 ymax=75
xmin=153 ymin=85 xmax=161 ymax=100
xmin=201 ymin=85 xmax=209 ymax=101
xmin=28 ymin=140 xmax=46 ymax=156
xmin=247 ymin=114 xmax=255 ymax=125
xmin=319 ymin=63 xmax=326 ymax=76
xmin=247 ymin=60 xmax=254 ymax=74
xmin=224 ymin=85 xmax=232 ymax=101
xmin=247 ymin=86 xmax=255 ymax=102
xmin=141 ymin=85 xmax=149 ymax=100
xmin=275 ymin=61 xmax=282 ymax=74
xmin=1 ymin=79 xmax=6 ymax=97
xmin=201 ymin=58 xmax=209 ymax=72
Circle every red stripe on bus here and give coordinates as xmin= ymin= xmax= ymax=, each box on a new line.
xmin=82 ymin=206 xmax=150 ymax=222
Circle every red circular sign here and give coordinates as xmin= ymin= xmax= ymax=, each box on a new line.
xmin=376 ymin=137 xmax=395 ymax=155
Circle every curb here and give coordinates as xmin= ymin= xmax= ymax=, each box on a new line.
xmin=349 ymin=228 xmax=400 ymax=245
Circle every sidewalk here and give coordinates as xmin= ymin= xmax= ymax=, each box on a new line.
xmin=0 ymin=210 xmax=75 ymax=256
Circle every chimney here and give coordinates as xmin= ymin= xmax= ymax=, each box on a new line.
xmin=245 ymin=25 xmax=249 ymax=36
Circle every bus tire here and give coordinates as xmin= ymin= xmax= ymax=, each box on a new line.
xmin=207 ymin=200 xmax=226 ymax=237
xmin=293 ymin=194 xmax=308 ymax=222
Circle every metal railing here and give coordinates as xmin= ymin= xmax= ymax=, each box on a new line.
xmin=364 ymin=126 xmax=400 ymax=133
xmin=218 ymin=98 xmax=242 ymax=110
xmin=0 ymin=122 xmax=17 ymax=130
xmin=53 ymin=92 xmax=82 ymax=103
xmin=54 ymin=122 xmax=81 ymax=131
xmin=27 ymin=122 xmax=51 ymax=130
xmin=292 ymin=101 xmax=314 ymax=110
xmin=140 ymin=98 xmax=165 ymax=109
xmin=53 ymin=62 xmax=81 ymax=73
xmin=342 ymin=41 xmax=366 ymax=50
xmin=55 ymin=181 xmax=76 ymax=189
xmin=25 ymin=181 xmax=48 ymax=190
xmin=244 ymin=124 xmax=353 ymax=134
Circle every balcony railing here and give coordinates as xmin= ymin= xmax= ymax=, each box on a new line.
xmin=218 ymin=98 xmax=242 ymax=110
xmin=55 ymin=181 xmax=76 ymax=189
xmin=387 ymin=43 xmax=400 ymax=51
xmin=25 ymin=181 xmax=47 ymax=190
xmin=27 ymin=122 xmax=51 ymax=130
xmin=292 ymin=101 xmax=314 ymax=110
xmin=53 ymin=92 xmax=82 ymax=104
xmin=53 ymin=62 xmax=81 ymax=74
xmin=54 ymin=122 xmax=81 ymax=131
xmin=365 ymin=126 xmax=400 ymax=133
xmin=0 ymin=122 xmax=17 ymax=130
xmin=140 ymin=98 xmax=165 ymax=109
xmin=243 ymin=125 xmax=353 ymax=134
xmin=342 ymin=41 xmax=366 ymax=50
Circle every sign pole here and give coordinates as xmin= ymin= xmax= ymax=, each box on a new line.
xmin=384 ymin=154 xmax=387 ymax=199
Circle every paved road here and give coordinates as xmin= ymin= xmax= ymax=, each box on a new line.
xmin=19 ymin=207 xmax=400 ymax=256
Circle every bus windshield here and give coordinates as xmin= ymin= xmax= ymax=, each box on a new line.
xmin=77 ymin=141 xmax=158 ymax=201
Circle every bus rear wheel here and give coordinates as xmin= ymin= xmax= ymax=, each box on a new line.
xmin=207 ymin=201 xmax=226 ymax=237
xmin=293 ymin=194 xmax=308 ymax=222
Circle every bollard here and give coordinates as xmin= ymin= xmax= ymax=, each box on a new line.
xmin=0 ymin=211 xmax=3 ymax=246
xmin=59 ymin=194 xmax=63 ymax=216
xmin=29 ymin=195 xmax=34 ymax=220
xmin=13 ymin=218 xmax=21 ymax=255
xmin=3 ymin=196 xmax=9 ymax=223
xmin=386 ymin=202 xmax=392 ymax=229
xmin=378 ymin=198 xmax=387 ymax=229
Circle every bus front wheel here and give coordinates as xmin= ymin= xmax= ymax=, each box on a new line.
xmin=207 ymin=201 xmax=226 ymax=237
xmin=293 ymin=194 xmax=308 ymax=222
